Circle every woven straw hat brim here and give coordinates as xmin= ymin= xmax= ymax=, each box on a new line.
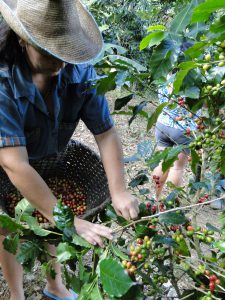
xmin=0 ymin=0 xmax=103 ymax=64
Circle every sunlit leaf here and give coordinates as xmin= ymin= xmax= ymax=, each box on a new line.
xmin=56 ymin=242 xmax=77 ymax=263
xmin=192 ymin=0 xmax=225 ymax=23
xmin=140 ymin=32 xmax=165 ymax=50
xmin=213 ymin=241 xmax=225 ymax=253
xmin=210 ymin=15 xmax=225 ymax=33
xmin=100 ymin=258 xmax=134 ymax=297
xmin=147 ymin=25 xmax=166 ymax=32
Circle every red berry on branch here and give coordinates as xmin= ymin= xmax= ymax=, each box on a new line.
xmin=146 ymin=202 xmax=151 ymax=209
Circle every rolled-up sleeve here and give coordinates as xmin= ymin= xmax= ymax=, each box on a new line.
xmin=80 ymin=66 xmax=114 ymax=135
xmin=0 ymin=79 xmax=26 ymax=148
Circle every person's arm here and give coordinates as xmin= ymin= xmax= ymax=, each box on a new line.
xmin=95 ymin=127 xmax=139 ymax=220
xmin=0 ymin=146 xmax=112 ymax=247
xmin=0 ymin=146 xmax=57 ymax=223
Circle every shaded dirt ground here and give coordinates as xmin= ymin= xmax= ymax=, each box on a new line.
xmin=0 ymin=91 xmax=221 ymax=300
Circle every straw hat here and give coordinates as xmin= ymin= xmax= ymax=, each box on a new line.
xmin=0 ymin=0 xmax=103 ymax=64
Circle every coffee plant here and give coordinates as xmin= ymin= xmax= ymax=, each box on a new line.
xmin=0 ymin=0 xmax=225 ymax=299
xmin=84 ymin=0 xmax=190 ymax=62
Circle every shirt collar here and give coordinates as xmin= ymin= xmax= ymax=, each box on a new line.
xmin=12 ymin=56 xmax=88 ymax=100
xmin=12 ymin=56 xmax=36 ymax=99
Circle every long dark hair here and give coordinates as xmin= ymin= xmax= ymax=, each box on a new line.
xmin=0 ymin=20 xmax=23 ymax=65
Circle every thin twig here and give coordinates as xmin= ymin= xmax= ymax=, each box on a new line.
xmin=112 ymin=195 xmax=225 ymax=233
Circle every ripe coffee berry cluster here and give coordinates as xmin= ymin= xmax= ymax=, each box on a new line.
xmin=198 ymin=194 xmax=209 ymax=203
xmin=207 ymin=273 xmax=221 ymax=292
xmin=152 ymin=175 xmax=161 ymax=189
xmin=122 ymin=236 xmax=152 ymax=276
xmin=170 ymin=225 xmax=181 ymax=232
xmin=121 ymin=260 xmax=136 ymax=276
xmin=5 ymin=191 xmax=23 ymax=217
xmin=178 ymin=97 xmax=186 ymax=106
xmin=5 ymin=178 xmax=87 ymax=223
xmin=146 ymin=202 xmax=157 ymax=214
xmin=193 ymin=118 xmax=205 ymax=131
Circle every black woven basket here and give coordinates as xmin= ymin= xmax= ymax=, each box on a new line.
xmin=0 ymin=140 xmax=111 ymax=221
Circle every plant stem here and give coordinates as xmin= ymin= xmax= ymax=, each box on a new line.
xmin=112 ymin=195 xmax=225 ymax=233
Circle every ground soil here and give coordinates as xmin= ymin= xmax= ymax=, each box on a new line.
xmin=0 ymin=91 xmax=221 ymax=300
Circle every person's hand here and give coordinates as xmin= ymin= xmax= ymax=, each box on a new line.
xmin=74 ymin=217 xmax=113 ymax=247
xmin=111 ymin=190 xmax=139 ymax=220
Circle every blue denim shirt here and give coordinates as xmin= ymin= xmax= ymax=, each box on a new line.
xmin=0 ymin=58 xmax=114 ymax=160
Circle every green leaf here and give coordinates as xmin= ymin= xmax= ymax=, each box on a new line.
xmin=72 ymin=234 xmax=92 ymax=248
xmin=185 ymin=42 xmax=206 ymax=58
xmin=53 ymin=201 xmax=74 ymax=231
xmin=184 ymin=86 xmax=200 ymax=99
xmin=169 ymin=0 xmax=202 ymax=42
xmin=0 ymin=214 xmax=23 ymax=232
xmin=173 ymin=62 xmax=198 ymax=93
xmin=100 ymin=258 xmax=134 ymax=297
xmin=96 ymin=72 xmax=117 ymax=95
xmin=3 ymin=233 xmax=19 ymax=255
xmin=137 ymin=140 xmax=153 ymax=158
xmin=189 ymin=181 xmax=210 ymax=194
xmin=139 ymin=188 xmax=150 ymax=195
xmin=190 ymin=149 xmax=200 ymax=175
xmin=213 ymin=241 xmax=225 ymax=253
xmin=22 ymin=216 xmax=51 ymax=236
xmin=56 ymin=242 xmax=77 ymax=263
xmin=153 ymin=235 xmax=177 ymax=246
xmin=16 ymin=240 xmax=41 ymax=271
xmin=77 ymin=282 xmax=95 ymax=300
xmin=140 ymin=32 xmax=165 ymax=50
xmin=146 ymin=148 xmax=169 ymax=170
xmin=104 ymin=43 xmax=127 ymax=55
xmin=135 ymin=224 xmax=154 ymax=238
xmin=162 ymin=145 xmax=183 ymax=173
xmin=42 ymin=261 xmax=56 ymax=279
xmin=107 ymin=55 xmax=146 ymax=72
xmin=91 ymin=285 xmax=103 ymax=300
xmin=187 ymin=22 xmax=207 ymax=39
xmin=147 ymin=25 xmax=166 ymax=32
xmin=128 ymin=101 xmax=147 ymax=126
xmin=221 ymin=148 xmax=225 ymax=177
xmin=111 ymin=244 xmax=129 ymax=261
xmin=149 ymin=40 xmax=178 ymax=80
xmin=192 ymin=0 xmax=225 ymax=23
xmin=173 ymin=69 xmax=190 ymax=94
xmin=128 ymin=173 xmax=149 ymax=188
xmin=147 ymin=102 xmax=168 ymax=131
xmin=15 ymin=198 xmax=35 ymax=222
xmin=159 ymin=212 xmax=186 ymax=225
xmin=121 ymin=285 xmax=143 ymax=300
xmin=105 ymin=204 xmax=118 ymax=220
xmin=178 ymin=239 xmax=190 ymax=256
xmin=114 ymin=94 xmax=134 ymax=110
xmin=70 ymin=275 xmax=82 ymax=294
xmin=210 ymin=15 xmax=225 ymax=33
